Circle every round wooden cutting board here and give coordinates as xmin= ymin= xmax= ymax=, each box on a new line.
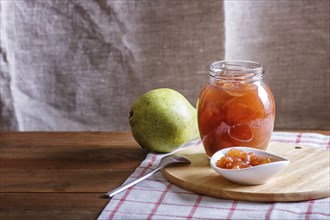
xmin=163 ymin=142 xmax=330 ymax=202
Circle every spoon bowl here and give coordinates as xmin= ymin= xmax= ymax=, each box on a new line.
xmin=210 ymin=147 xmax=289 ymax=185
xmin=159 ymin=154 xmax=192 ymax=168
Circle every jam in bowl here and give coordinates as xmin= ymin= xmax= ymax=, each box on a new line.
xmin=210 ymin=147 xmax=289 ymax=185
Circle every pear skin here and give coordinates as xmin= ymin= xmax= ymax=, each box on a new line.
xmin=129 ymin=88 xmax=199 ymax=153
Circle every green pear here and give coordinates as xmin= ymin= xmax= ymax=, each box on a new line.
xmin=129 ymin=88 xmax=199 ymax=153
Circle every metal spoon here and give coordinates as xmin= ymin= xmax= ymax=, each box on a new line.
xmin=104 ymin=154 xmax=191 ymax=198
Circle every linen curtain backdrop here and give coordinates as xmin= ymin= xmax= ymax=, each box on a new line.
xmin=0 ymin=0 xmax=329 ymax=131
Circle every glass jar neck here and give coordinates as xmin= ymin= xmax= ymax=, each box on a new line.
xmin=209 ymin=60 xmax=264 ymax=84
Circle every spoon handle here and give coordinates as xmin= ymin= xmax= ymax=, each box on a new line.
xmin=105 ymin=167 xmax=161 ymax=198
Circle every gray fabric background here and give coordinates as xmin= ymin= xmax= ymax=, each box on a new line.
xmin=225 ymin=0 xmax=330 ymax=130
xmin=1 ymin=0 xmax=224 ymax=131
xmin=0 ymin=0 xmax=329 ymax=131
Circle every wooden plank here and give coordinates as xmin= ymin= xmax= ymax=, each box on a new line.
xmin=0 ymin=132 xmax=137 ymax=147
xmin=0 ymin=132 xmax=147 ymax=168
xmin=0 ymin=132 xmax=146 ymax=219
xmin=0 ymin=146 xmax=146 ymax=169
xmin=0 ymin=132 xmax=147 ymax=193
xmin=0 ymin=209 xmax=99 ymax=220
xmin=0 ymin=193 xmax=107 ymax=208
xmin=0 ymin=156 xmax=143 ymax=169
xmin=0 ymin=168 xmax=140 ymax=193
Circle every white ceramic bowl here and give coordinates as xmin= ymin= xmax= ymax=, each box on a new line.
xmin=210 ymin=147 xmax=290 ymax=185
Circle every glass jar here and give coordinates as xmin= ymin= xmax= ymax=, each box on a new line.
xmin=197 ymin=60 xmax=275 ymax=157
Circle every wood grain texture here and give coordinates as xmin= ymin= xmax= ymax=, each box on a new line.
xmin=0 ymin=132 xmax=147 ymax=220
xmin=0 ymin=193 xmax=107 ymax=220
xmin=163 ymin=142 xmax=330 ymax=202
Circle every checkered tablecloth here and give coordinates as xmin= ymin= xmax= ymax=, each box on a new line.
xmin=98 ymin=132 xmax=330 ymax=220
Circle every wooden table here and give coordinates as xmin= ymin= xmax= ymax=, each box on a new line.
xmin=0 ymin=131 xmax=329 ymax=219
xmin=0 ymin=132 xmax=147 ymax=220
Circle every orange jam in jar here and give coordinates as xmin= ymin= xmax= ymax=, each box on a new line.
xmin=197 ymin=61 xmax=275 ymax=157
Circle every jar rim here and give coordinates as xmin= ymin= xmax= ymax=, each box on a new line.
xmin=209 ymin=60 xmax=264 ymax=81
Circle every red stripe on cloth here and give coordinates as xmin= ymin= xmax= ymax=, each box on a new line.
xmin=265 ymin=204 xmax=275 ymax=220
xmin=105 ymin=198 xmax=330 ymax=217
xmin=295 ymin=132 xmax=302 ymax=144
xmin=131 ymin=186 xmax=195 ymax=194
xmin=305 ymin=200 xmax=316 ymax=220
xmin=108 ymin=154 xmax=158 ymax=220
xmin=272 ymin=133 xmax=329 ymax=139
xmin=107 ymin=187 xmax=132 ymax=220
xmin=271 ymin=139 xmax=329 ymax=146
xmin=128 ymin=175 xmax=169 ymax=182
xmin=187 ymin=195 xmax=203 ymax=219
xmin=147 ymin=182 xmax=173 ymax=220
xmin=141 ymin=154 xmax=159 ymax=175
xmin=226 ymin=200 xmax=238 ymax=220
xmin=112 ymin=210 xmax=219 ymax=219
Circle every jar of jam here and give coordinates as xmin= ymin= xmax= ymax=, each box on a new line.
xmin=197 ymin=60 xmax=275 ymax=157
